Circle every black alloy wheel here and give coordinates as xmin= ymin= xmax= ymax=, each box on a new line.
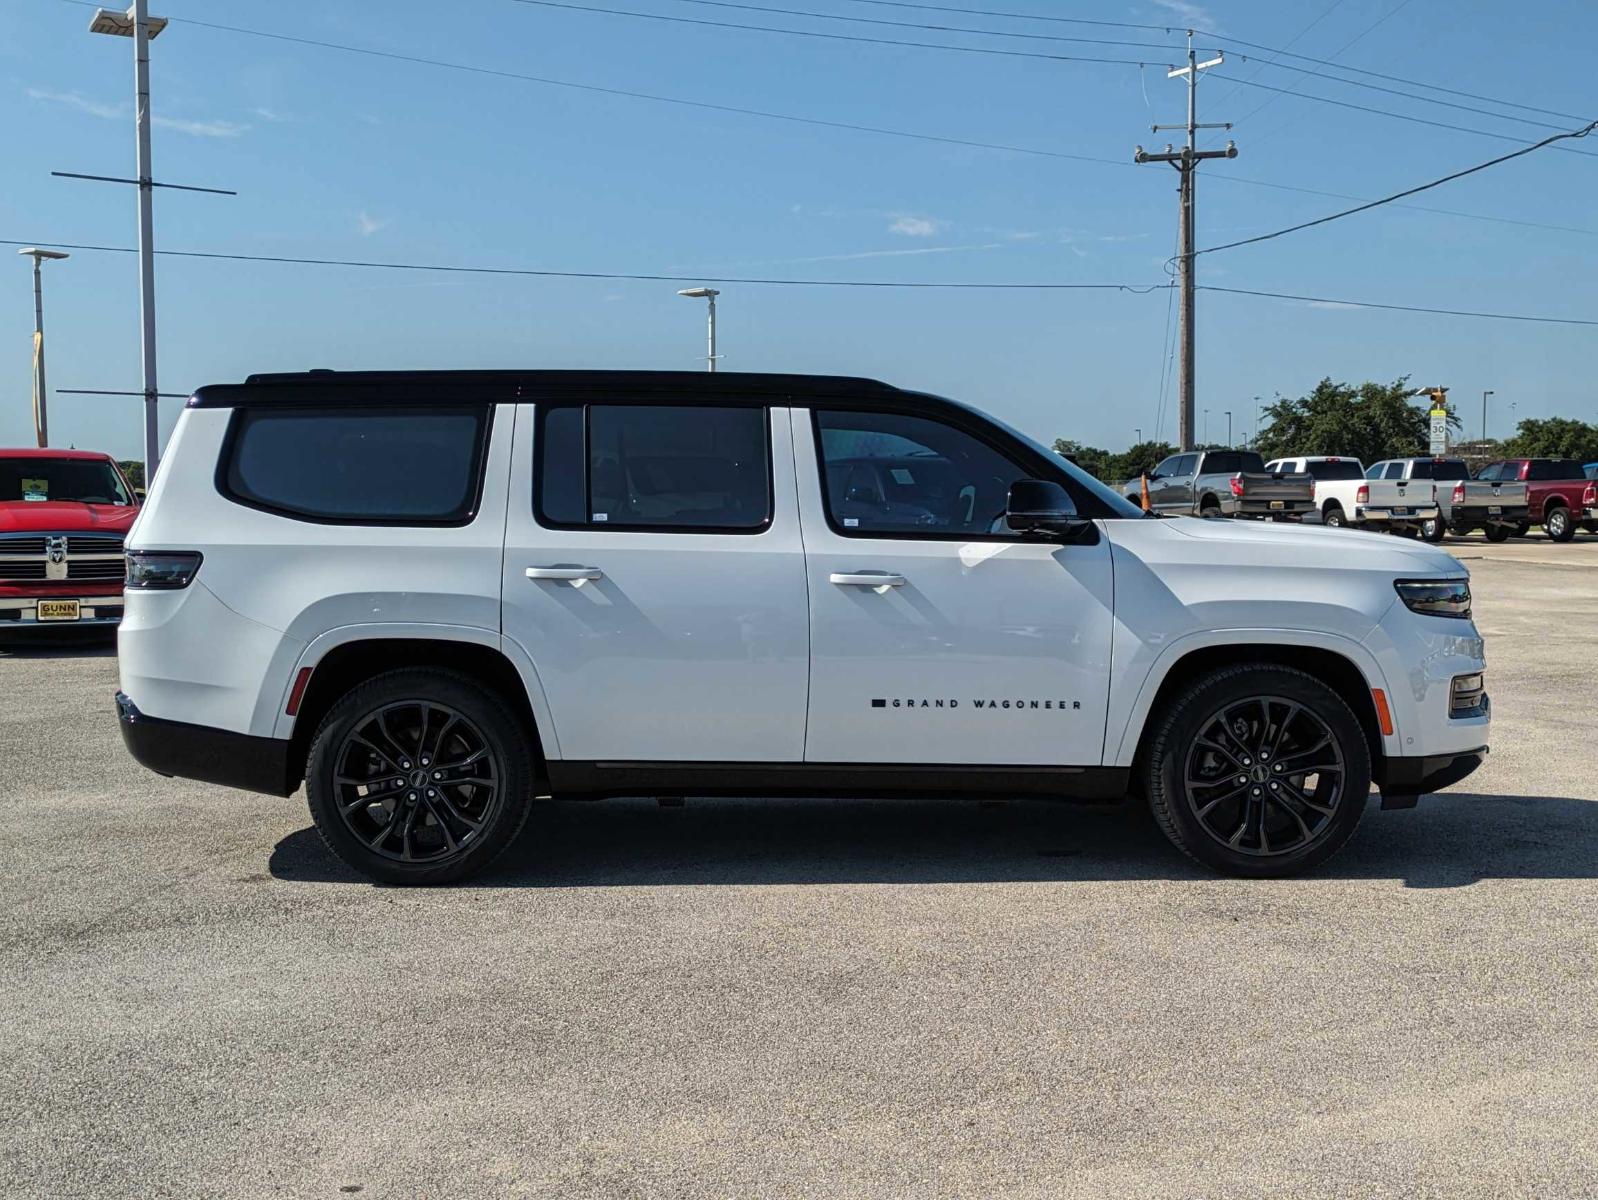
xmin=1144 ymin=665 xmax=1370 ymax=877
xmin=306 ymin=669 xmax=534 ymax=884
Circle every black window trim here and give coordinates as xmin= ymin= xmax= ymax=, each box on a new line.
xmin=532 ymin=399 xmax=776 ymax=536
xmin=216 ymin=402 xmax=495 ymax=528
xmin=809 ymin=405 xmax=1099 ymax=544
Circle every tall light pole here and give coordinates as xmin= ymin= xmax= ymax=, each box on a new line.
xmin=1481 ymin=390 xmax=1495 ymax=443
xmin=89 ymin=3 xmax=169 ymax=478
xmin=1224 ymin=410 xmax=1232 ymax=447
xmin=18 ymin=249 xmax=69 ymax=448
xmin=677 ymin=287 xmax=720 ymax=372
xmin=1253 ymin=395 xmax=1262 ymax=447
xmin=1134 ymin=427 xmax=1143 ymax=445
xmin=1202 ymin=408 xmax=1209 ymax=445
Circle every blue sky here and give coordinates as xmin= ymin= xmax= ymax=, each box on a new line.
xmin=3 ymin=0 xmax=1596 ymax=460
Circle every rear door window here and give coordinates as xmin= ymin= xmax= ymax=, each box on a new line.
xmin=1304 ymin=460 xmax=1363 ymax=481
xmin=535 ymin=403 xmax=771 ymax=532
xmin=222 ymin=405 xmax=491 ymax=524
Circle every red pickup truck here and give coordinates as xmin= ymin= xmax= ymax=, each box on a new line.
xmin=1475 ymin=458 xmax=1595 ymax=543
xmin=0 ymin=448 xmax=138 ymax=631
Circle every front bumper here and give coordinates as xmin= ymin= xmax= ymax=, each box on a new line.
xmin=1375 ymin=745 xmax=1487 ymax=802
xmin=0 ymin=595 xmax=125 ymax=628
xmin=116 ymin=692 xmax=298 ymax=796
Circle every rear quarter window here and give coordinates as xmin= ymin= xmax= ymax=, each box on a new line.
xmin=221 ymin=405 xmax=491 ymax=524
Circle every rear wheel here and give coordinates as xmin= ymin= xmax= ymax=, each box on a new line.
xmin=1322 ymin=503 xmax=1346 ymax=528
xmin=1421 ymin=516 xmax=1445 ymax=542
xmin=1200 ymin=498 xmax=1223 ymax=519
xmin=1513 ymin=521 xmax=1531 ymax=538
xmin=306 ymin=668 xmax=535 ymax=884
xmin=1545 ymin=505 xmax=1575 ymax=542
xmin=1484 ymin=524 xmax=1512 ymax=543
xmin=1143 ymin=665 xmax=1370 ymax=877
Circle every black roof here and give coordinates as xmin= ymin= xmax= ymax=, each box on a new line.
xmin=192 ymin=369 xmax=902 ymax=408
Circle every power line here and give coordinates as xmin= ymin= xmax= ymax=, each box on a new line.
xmin=1200 ymin=285 xmax=1598 ymax=328
xmin=42 ymin=0 xmax=1598 ymax=239
xmin=505 ymin=0 xmax=1161 ymax=65
xmin=0 ymin=237 xmax=1167 ymax=290
xmin=1199 ymin=119 xmax=1598 ymax=257
xmin=6 ymin=236 xmax=1592 ymax=325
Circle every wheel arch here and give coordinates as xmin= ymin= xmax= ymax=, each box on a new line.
xmin=275 ymin=629 xmax=555 ymax=791
xmin=1114 ymin=638 xmax=1386 ymax=776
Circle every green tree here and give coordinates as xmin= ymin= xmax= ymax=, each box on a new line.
xmin=1255 ymin=377 xmax=1459 ymax=464
xmin=1503 ymin=417 xmax=1598 ymax=463
xmin=1051 ymin=438 xmax=1177 ymax=486
xmin=118 ymin=460 xmax=146 ymax=492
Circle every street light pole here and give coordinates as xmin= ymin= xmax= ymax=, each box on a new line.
xmin=1134 ymin=427 xmax=1143 ymax=444
xmin=676 ymin=287 xmax=721 ymax=371
xmin=18 ymin=249 xmax=69 ymax=447
xmin=1481 ymin=390 xmax=1495 ymax=443
xmin=1224 ymin=410 xmax=1232 ymax=447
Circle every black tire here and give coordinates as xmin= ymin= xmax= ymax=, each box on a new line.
xmin=1321 ymin=503 xmax=1346 ymax=528
xmin=1421 ymin=516 xmax=1445 ymax=543
xmin=1143 ymin=664 xmax=1370 ymax=878
xmin=1513 ymin=521 xmax=1531 ymax=538
xmin=1583 ymin=521 xmax=1598 ymax=535
xmin=1200 ymin=499 xmax=1223 ymax=519
xmin=1544 ymin=504 xmax=1575 ymax=543
xmin=1484 ymin=524 xmax=1512 ymax=543
xmin=306 ymin=668 xmax=535 ymax=884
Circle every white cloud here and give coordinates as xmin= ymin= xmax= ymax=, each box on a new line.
xmin=888 ymin=215 xmax=944 ymax=238
xmin=356 ymin=210 xmax=388 ymax=237
xmin=26 ymin=88 xmax=122 ymax=119
xmin=1150 ymin=0 xmax=1214 ymax=27
xmin=27 ymin=86 xmax=246 ymax=137
xmin=252 ymin=106 xmax=288 ymax=123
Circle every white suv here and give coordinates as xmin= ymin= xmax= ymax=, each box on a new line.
xmin=117 ymin=371 xmax=1490 ymax=883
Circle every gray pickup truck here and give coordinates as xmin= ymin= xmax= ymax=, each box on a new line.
xmin=1364 ymin=457 xmax=1528 ymax=543
xmin=1123 ymin=450 xmax=1316 ymax=519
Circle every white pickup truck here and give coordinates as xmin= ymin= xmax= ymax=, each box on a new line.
xmin=115 ymin=370 xmax=1490 ymax=884
xmin=1265 ymin=456 xmax=1438 ymax=535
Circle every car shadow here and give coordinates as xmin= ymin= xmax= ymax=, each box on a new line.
xmin=266 ymin=790 xmax=1598 ymax=890
xmin=0 ymin=630 xmax=117 ymax=659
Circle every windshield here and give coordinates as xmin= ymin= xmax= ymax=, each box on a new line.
xmin=1304 ymin=460 xmax=1363 ymax=481
xmin=0 ymin=458 xmax=132 ymax=505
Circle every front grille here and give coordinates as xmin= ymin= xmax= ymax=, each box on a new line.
xmin=67 ymin=534 xmax=125 ymax=553
xmin=0 ymin=536 xmax=48 ymax=556
xmin=68 ymin=560 xmax=127 ymax=581
xmin=0 ymin=562 xmax=49 ymax=581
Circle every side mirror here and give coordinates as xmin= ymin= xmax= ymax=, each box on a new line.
xmin=1145 ymin=471 xmax=1162 ymax=481
xmin=1006 ymin=479 xmax=1088 ymax=538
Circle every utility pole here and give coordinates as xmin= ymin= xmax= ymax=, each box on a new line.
xmin=18 ymin=248 xmax=69 ymax=447
xmin=1136 ymin=31 xmax=1237 ymax=452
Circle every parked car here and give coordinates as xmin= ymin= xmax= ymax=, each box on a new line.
xmin=1474 ymin=458 xmax=1591 ymax=541
xmin=1121 ymin=449 xmax=1315 ymax=519
xmin=1364 ymin=457 xmax=1528 ymax=543
xmin=1264 ymin=456 xmax=1437 ymax=535
xmin=0 ymin=448 xmax=138 ymax=631
xmin=117 ymin=370 xmax=1489 ymax=883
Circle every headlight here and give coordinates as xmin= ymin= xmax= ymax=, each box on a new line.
xmin=125 ymin=550 xmax=203 ymax=589
xmin=1394 ymin=577 xmax=1470 ymax=619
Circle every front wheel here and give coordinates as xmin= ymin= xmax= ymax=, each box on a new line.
xmin=1545 ymin=505 xmax=1575 ymax=542
xmin=306 ymin=668 xmax=535 ymax=884
xmin=1143 ymin=665 xmax=1370 ymax=877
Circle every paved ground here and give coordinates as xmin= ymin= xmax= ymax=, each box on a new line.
xmin=2 ymin=536 xmax=1596 ymax=1199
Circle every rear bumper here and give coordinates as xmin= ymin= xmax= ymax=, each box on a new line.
xmin=1356 ymin=504 xmax=1439 ymax=524
xmin=1450 ymin=505 xmax=1528 ymax=526
xmin=1231 ymin=500 xmax=1314 ymax=517
xmin=1375 ymin=745 xmax=1487 ymax=800
xmin=0 ymin=595 xmax=125 ymax=628
xmin=116 ymin=692 xmax=298 ymax=796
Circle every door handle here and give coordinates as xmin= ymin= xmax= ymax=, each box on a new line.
xmin=829 ymin=572 xmax=906 ymax=588
xmin=526 ymin=566 xmax=603 ymax=581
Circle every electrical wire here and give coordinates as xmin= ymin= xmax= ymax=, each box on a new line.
xmin=1198 ymin=119 xmax=1598 ymax=257
xmin=1200 ymin=285 xmax=1598 ymax=327
xmin=0 ymin=238 xmax=1169 ymax=290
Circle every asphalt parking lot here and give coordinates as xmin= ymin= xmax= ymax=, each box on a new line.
xmin=2 ymin=534 xmax=1596 ymax=1199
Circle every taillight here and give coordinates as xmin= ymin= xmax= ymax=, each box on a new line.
xmin=1584 ymin=483 xmax=1596 ymax=506
xmin=1356 ymin=484 xmax=1369 ymax=504
xmin=125 ymin=550 xmax=203 ymax=589
xmin=1229 ymin=475 xmax=1244 ymax=497
xmin=1452 ymin=483 xmax=1466 ymax=504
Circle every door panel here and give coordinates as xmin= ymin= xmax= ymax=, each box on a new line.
xmin=502 ymin=402 xmax=810 ymax=762
xmin=793 ymin=408 xmax=1115 ymax=767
